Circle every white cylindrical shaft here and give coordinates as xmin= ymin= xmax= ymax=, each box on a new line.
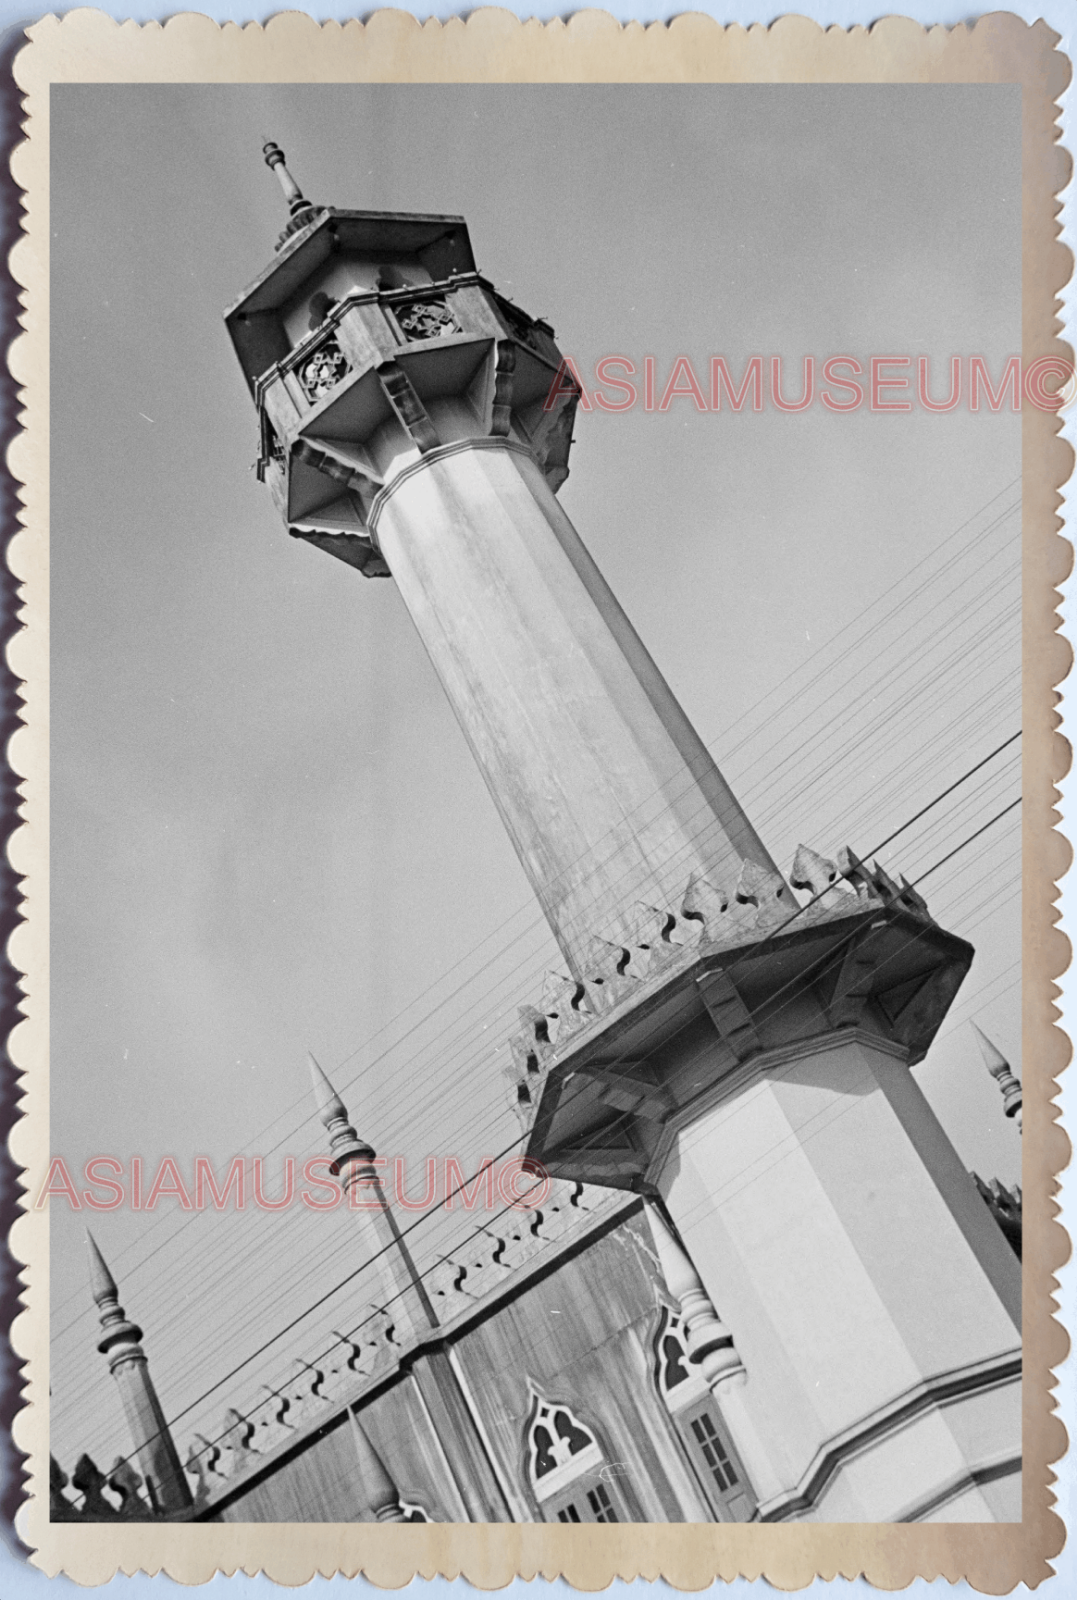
xmin=372 ymin=440 xmax=776 ymax=976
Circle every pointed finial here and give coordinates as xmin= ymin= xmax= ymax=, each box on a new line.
xmin=306 ymin=1053 xmax=376 ymax=1173
xmin=973 ymin=1024 xmax=1023 ymax=1128
xmin=644 ymin=1200 xmax=698 ymax=1304
xmin=349 ymin=1408 xmax=407 ymax=1522
xmin=308 ymin=1051 xmax=348 ymax=1129
xmin=85 ymin=1229 xmax=143 ymax=1358
xmin=85 ymin=1230 xmax=117 ymax=1307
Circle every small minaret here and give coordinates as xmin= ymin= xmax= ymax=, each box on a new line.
xmin=973 ymin=1024 xmax=1023 ymax=1130
xmin=349 ymin=1408 xmax=407 ymax=1522
xmin=307 ymin=1055 xmax=511 ymax=1520
xmin=86 ymin=1231 xmax=191 ymax=1514
xmin=307 ymin=1054 xmax=438 ymax=1339
xmin=644 ymin=1202 xmax=780 ymax=1504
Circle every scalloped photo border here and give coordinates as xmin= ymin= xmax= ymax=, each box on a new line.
xmin=5 ymin=7 xmax=1073 ymax=1589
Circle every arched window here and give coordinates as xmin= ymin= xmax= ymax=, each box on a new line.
xmin=655 ymin=1304 xmax=704 ymax=1405
xmin=652 ymin=1302 xmax=755 ymax=1522
xmin=523 ymin=1386 xmax=623 ymax=1523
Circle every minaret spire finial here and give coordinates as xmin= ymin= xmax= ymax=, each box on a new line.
xmin=972 ymin=1024 xmax=1023 ymax=1129
xmin=307 ymin=1052 xmax=376 ymax=1167
xmin=83 ymin=1230 xmax=193 ymax=1512
xmin=85 ymin=1229 xmax=118 ymax=1308
xmin=85 ymin=1228 xmax=143 ymax=1354
xmin=262 ymin=140 xmax=319 ymax=245
xmin=304 ymin=1053 xmax=440 ymax=1335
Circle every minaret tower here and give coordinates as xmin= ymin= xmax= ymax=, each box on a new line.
xmin=226 ymin=143 xmax=776 ymax=977
xmin=229 ymin=150 xmax=1022 ymax=1522
xmin=307 ymin=1052 xmax=437 ymax=1340
xmin=85 ymin=1232 xmax=191 ymax=1514
xmin=306 ymin=1056 xmax=510 ymax=1521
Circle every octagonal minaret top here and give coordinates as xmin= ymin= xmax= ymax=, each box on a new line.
xmin=224 ymin=143 xmax=576 ymax=579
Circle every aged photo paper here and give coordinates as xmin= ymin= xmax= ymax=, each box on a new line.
xmin=5 ymin=7 xmax=1073 ymax=1590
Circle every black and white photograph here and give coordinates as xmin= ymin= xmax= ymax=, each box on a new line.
xmin=11 ymin=13 xmax=1066 ymax=1580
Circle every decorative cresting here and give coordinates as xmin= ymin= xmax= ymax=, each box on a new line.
xmin=84 ymin=1232 xmax=192 ymax=1516
xmin=423 ymin=1179 xmax=611 ymax=1314
xmin=971 ymin=1174 xmax=1023 ymax=1260
xmin=644 ymin=1203 xmax=781 ymax=1505
xmin=974 ymin=1023 xmax=1023 ymax=1128
xmin=508 ymin=840 xmax=954 ymax=1178
xmin=179 ymin=1178 xmax=625 ymax=1508
xmin=49 ymin=1452 xmax=159 ymax=1522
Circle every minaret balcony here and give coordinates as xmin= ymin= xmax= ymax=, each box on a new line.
xmin=518 ymin=859 xmax=973 ymax=1191
xmin=247 ymin=273 xmax=573 ymax=575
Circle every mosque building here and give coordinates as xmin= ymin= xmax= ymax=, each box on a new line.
xmin=50 ymin=146 xmax=1023 ymax=1527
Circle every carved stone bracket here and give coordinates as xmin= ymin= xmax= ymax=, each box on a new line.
xmin=490 ymin=341 xmax=516 ymax=436
xmin=696 ymin=969 xmax=761 ymax=1063
xmin=291 ymin=437 xmax=379 ymax=498
xmin=376 ymin=360 xmax=440 ymax=453
xmin=825 ymin=937 xmax=880 ymax=1029
xmin=573 ymin=1062 xmax=673 ymax=1122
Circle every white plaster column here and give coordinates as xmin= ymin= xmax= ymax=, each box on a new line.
xmin=369 ymin=438 xmax=776 ymax=977
xmin=651 ymin=1031 xmax=1023 ymax=1522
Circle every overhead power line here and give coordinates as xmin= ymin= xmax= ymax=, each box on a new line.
xmin=48 ymin=722 xmax=1022 ymax=1361
xmin=57 ymin=783 xmax=1023 ymax=1482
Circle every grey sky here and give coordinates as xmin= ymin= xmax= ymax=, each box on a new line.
xmin=48 ymin=83 xmax=1022 ymax=1471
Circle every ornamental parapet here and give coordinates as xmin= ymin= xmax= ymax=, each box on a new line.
xmin=509 ymin=844 xmax=967 ymax=1188
xmin=175 ymin=1177 xmax=626 ymax=1516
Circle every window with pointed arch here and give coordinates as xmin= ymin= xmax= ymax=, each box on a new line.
xmin=523 ymin=1388 xmax=626 ymax=1523
xmin=654 ymin=1302 xmax=756 ymax=1522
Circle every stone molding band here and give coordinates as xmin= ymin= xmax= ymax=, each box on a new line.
xmin=367 ymin=436 xmax=536 ymax=541
xmin=900 ymin=1452 xmax=1022 ymax=1524
xmin=758 ymin=1348 xmax=1022 ymax=1522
